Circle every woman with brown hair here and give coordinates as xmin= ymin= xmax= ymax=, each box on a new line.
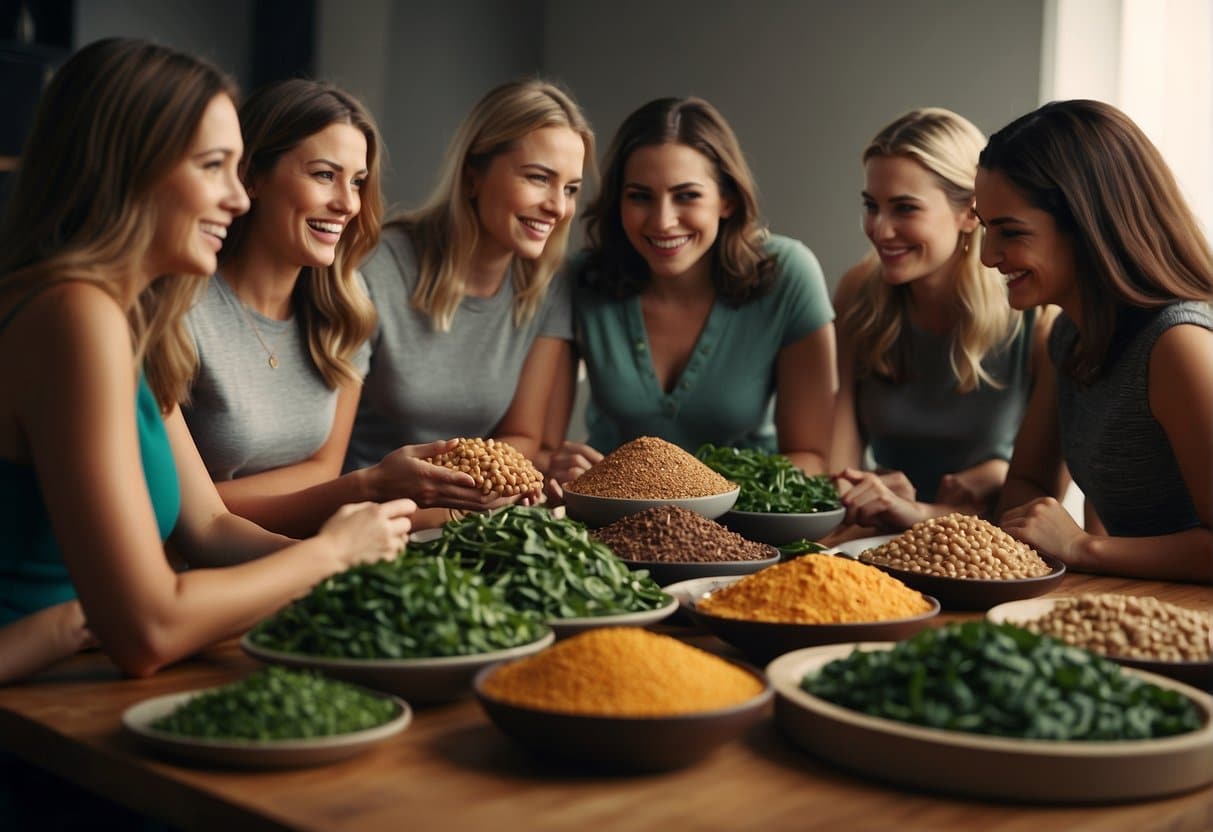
xmin=979 ymin=99 xmax=1213 ymax=581
xmin=549 ymin=96 xmax=835 ymax=485
xmin=0 ymin=39 xmax=413 ymax=682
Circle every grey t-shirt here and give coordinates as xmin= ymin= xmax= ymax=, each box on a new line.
xmin=183 ymin=274 xmax=369 ymax=481
xmin=345 ymin=225 xmax=573 ymax=471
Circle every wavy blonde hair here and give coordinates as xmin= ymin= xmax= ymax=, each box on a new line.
xmin=219 ymin=79 xmax=381 ymax=388
xmin=388 ymin=79 xmax=594 ymax=332
xmin=0 ymin=38 xmax=236 ymax=411
xmin=844 ymin=108 xmax=1019 ymax=392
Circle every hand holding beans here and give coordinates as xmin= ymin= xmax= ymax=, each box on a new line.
xmin=424 ymin=437 xmax=545 ymax=500
xmin=369 ymin=440 xmax=524 ymax=510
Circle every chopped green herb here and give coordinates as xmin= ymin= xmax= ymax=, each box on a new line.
xmin=695 ymin=444 xmax=841 ymax=513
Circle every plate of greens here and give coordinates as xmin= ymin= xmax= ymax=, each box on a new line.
xmin=122 ymin=666 xmax=411 ymax=768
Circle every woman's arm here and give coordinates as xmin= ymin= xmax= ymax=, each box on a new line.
xmin=494 ymin=336 xmax=571 ymax=461
xmin=1001 ymin=324 xmax=1213 ymax=581
xmin=775 ymin=323 xmax=836 ymax=474
xmin=826 ymin=264 xmax=869 ymax=477
xmin=0 ymin=601 xmax=93 ymax=685
xmin=18 ymin=285 xmax=414 ymax=677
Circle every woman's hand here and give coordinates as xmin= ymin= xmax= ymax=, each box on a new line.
xmin=370 ymin=440 xmax=520 ymax=510
xmin=544 ymin=441 xmax=602 ymax=504
xmin=836 ymin=468 xmax=927 ymax=532
xmin=1000 ymin=496 xmax=1089 ymax=566
xmin=936 ymin=459 xmax=1009 ymax=514
xmin=318 ymin=498 xmax=416 ymax=567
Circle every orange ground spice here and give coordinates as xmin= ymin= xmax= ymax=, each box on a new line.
xmin=480 ymin=628 xmax=764 ymax=716
xmin=698 ymin=555 xmax=932 ymax=624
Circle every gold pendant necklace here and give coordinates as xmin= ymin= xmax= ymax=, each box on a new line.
xmin=233 ymin=295 xmax=281 ymax=369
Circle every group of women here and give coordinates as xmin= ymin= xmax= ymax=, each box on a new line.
xmin=0 ymin=37 xmax=1209 ymax=686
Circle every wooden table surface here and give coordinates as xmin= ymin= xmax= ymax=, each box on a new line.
xmin=1 ymin=571 xmax=1210 ymax=832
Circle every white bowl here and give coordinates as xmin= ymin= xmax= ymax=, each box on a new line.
xmin=547 ymin=594 xmax=679 ymax=638
xmin=563 ymin=488 xmax=740 ymax=528
xmin=241 ymin=629 xmax=555 ymax=704
xmin=720 ymin=507 xmax=845 ymax=546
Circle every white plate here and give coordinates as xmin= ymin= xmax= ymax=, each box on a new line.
xmin=123 ymin=685 xmax=410 ymax=769
xmin=408 ymin=527 xmax=444 ymax=544
xmin=828 ymin=533 xmax=895 ymax=559
xmin=988 ymin=597 xmax=1213 ymax=689
xmin=662 ymin=575 xmax=748 ymax=611
xmin=767 ymin=642 xmax=1213 ymax=803
xmin=547 ymin=594 xmax=679 ymax=638
xmin=242 ymin=629 xmax=555 ymax=703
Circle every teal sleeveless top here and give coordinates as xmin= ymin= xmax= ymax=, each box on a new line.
xmin=0 ymin=285 xmax=181 ymax=625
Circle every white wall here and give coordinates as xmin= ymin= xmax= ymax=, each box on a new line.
xmin=544 ymin=0 xmax=1045 ymax=288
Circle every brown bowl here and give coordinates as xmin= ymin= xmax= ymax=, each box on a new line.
xmin=685 ymin=590 xmax=941 ymax=665
xmin=472 ymin=661 xmax=772 ymax=772
xmin=858 ymin=554 xmax=1066 ymax=611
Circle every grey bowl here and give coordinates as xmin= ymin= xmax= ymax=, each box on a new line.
xmin=720 ymin=507 xmax=845 ymax=546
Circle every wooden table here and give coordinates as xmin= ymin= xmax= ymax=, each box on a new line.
xmin=1 ymin=572 xmax=1210 ymax=832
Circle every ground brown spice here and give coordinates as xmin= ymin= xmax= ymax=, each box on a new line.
xmin=698 ymin=555 xmax=932 ymax=624
xmin=480 ymin=627 xmax=764 ymax=716
xmin=565 ymin=436 xmax=736 ymax=499
xmin=592 ymin=506 xmax=776 ymax=563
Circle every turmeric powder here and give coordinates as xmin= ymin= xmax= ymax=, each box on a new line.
xmin=480 ymin=627 xmax=764 ymax=716
xmin=698 ymin=554 xmax=931 ymax=624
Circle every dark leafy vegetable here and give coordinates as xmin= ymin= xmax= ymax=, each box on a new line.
xmin=695 ymin=444 xmax=841 ymax=513
xmin=802 ymin=621 xmax=1202 ymax=741
xmin=777 ymin=539 xmax=829 ymax=558
xmin=248 ymin=552 xmax=546 ymax=659
xmin=151 ymin=667 xmax=399 ymax=740
xmin=410 ymin=506 xmax=670 ymax=618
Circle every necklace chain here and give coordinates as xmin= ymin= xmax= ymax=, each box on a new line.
xmin=233 ymin=294 xmax=281 ymax=369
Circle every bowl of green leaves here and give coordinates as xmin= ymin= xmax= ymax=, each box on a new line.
xmin=695 ymin=444 xmax=844 ymax=545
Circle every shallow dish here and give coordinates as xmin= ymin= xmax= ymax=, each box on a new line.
xmin=988 ymin=597 xmax=1213 ymax=690
xmin=241 ymin=629 xmax=555 ymax=704
xmin=720 ymin=507 xmax=845 ymax=546
xmin=547 ymin=594 xmax=679 ymax=639
xmin=684 ymin=575 xmax=940 ymax=664
xmin=858 ymin=552 xmax=1067 ymax=612
xmin=619 ymin=550 xmax=779 ymax=587
xmin=562 ymin=487 xmax=740 ymax=528
xmin=122 ymin=685 xmax=410 ymax=769
xmin=768 ymin=642 xmax=1213 ymax=803
xmin=472 ymin=660 xmax=772 ymax=771
xmin=828 ymin=533 xmax=895 ymax=558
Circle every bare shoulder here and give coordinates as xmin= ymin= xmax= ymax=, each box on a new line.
xmin=1150 ymin=322 xmax=1213 ymax=380
xmin=833 ymin=259 xmax=873 ymax=312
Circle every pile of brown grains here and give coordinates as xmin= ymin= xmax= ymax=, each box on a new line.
xmin=564 ymin=436 xmax=736 ymax=499
xmin=860 ymin=513 xmax=1052 ymax=580
xmin=697 ymin=555 xmax=932 ymax=624
xmin=480 ymin=627 xmax=764 ymax=716
xmin=1018 ymin=594 xmax=1212 ymax=663
xmin=592 ymin=506 xmax=777 ymax=563
xmin=424 ymin=437 xmax=544 ymax=498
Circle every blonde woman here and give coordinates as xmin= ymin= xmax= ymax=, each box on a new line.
xmin=346 ymin=80 xmax=593 ymax=519
xmin=0 ymin=39 xmax=413 ymax=681
xmin=183 ymin=80 xmax=492 ymax=538
xmin=830 ymin=108 xmax=1055 ymax=535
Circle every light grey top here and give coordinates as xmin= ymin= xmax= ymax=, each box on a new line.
xmin=1053 ymin=300 xmax=1213 ymax=537
xmin=344 ymin=225 xmax=573 ymax=471
xmin=183 ymin=274 xmax=369 ymax=481
xmin=857 ymin=309 xmax=1036 ymax=502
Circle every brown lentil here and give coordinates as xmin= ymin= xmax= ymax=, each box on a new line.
xmin=1018 ymin=594 xmax=1212 ymax=663
xmin=425 ymin=437 xmax=544 ymax=499
xmin=698 ymin=555 xmax=932 ymax=624
xmin=480 ymin=627 xmax=764 ymax=716
xmin=592 ymin=506 xmax=777 ymax=563
xmin=565 ymin=436 xmax=736 ymax=499
xmin=861 ymin=513 xmax=1052 ymax=580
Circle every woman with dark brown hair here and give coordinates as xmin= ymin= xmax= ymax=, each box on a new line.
xmin=978 ymin=99 xmax=1213 ymax=581
xmin=549 ymin=97 xmax=836 ymax=486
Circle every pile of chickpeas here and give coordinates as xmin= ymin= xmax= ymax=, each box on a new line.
xmin=861 ymin=513 xmax=1052 ymax=580
xmin=1020 ymin=594 xmax=1211 ymax=663
xmin=425 ymin=437 xmax=544 ymax=499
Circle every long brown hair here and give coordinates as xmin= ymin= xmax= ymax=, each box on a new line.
xmin=221 ymin=79 xmax=380 ymax=388
xmin=979 ymin=99 xmax=1213 ymax=382
xmin=390 ymin=79 xmax=595 ymax=331
xmin=0 ymin=37 xmax=237 ymax=411
xmin=580 ymin=96 xmax=773 ymax=303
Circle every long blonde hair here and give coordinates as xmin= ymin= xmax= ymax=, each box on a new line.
xmin=220 ymin=80 xmax=381 ymax=388
xmin=0 ymin=38 xmax=236 ymax=411
xmin=844 ymin=108 xmax=1019 ymax=392
xmin=389 ymin=79 xmax=595 ymax=331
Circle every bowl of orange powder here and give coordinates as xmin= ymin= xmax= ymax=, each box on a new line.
xmin=685 ymin=555 xmax=940 ymax=664
xmin=473 ymin=627 xmax=772 ymax=771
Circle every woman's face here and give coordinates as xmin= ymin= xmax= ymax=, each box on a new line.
xmin=975 ymin=167 xmax=1081 ymax=314
xmin=619 ymin=142 xmax=733 ymax=283
xmin=862 ymin=154 xmax=976 ymax=288
xmin=469 ymin=125 xmax=585 ymax=262
xmin=246 ymin=122 xmax=369 ymax=269
xmin=148 ymin=94 xmax=249 ymax=278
